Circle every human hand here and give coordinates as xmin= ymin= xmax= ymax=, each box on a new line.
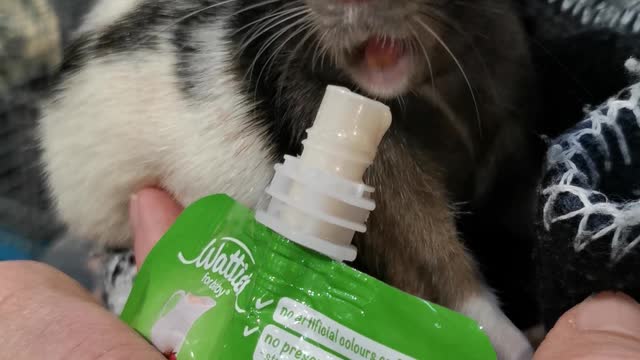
xmin=0 ymin=188 xmax=185 ymax=360
xmin=0 ymin=261 xmax=164 ymax=360
xmin=534 ymin=292 xmax=640 ymax=359
xmin=129 ymin=188 xmax=184 ymax=269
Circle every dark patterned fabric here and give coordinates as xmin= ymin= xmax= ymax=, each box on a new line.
xmin=526 ymin=0 xmax=640 ymax=330
xmin=521 ymin=0 xmax=640 ymax=138
xmin=537 ymin=73 xmax=640 ymax=329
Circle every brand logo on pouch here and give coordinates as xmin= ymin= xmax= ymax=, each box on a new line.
xmin=178 ymin=237 xmax=255 ymax=313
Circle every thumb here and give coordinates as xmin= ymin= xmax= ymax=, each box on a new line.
xmin=534 ymin=292 xmax=640 ymax=359
xmin=129 ymin=188 xmax=183 ymax=268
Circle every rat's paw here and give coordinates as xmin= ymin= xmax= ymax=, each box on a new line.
xmin=459 ymin=290 xmax=534 ymax=360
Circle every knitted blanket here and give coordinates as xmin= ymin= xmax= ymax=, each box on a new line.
xmin=529 ymin=0 xmax=640 ymax=329
xmin=537 ymin=62 xmax=640 ymax=329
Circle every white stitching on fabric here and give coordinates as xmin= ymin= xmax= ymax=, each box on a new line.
xmin=542 ymin=79 xmax=640 ymax=263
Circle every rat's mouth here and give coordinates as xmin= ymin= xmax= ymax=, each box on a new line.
xmin=344 ymin=36 xmax=416 ymax=99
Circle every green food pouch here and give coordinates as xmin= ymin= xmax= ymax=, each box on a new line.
xmin=121 ymin=86 xmax=498 ymax=360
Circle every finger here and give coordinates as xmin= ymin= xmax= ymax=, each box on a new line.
xmin=130 ymin=188 xmax=183 ymax=268
xmin=0 ymin=261 xmax=165 ymax=360
xmin=534 ymin=292 xmax=640 ymax=359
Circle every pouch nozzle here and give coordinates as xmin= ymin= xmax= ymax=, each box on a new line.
xmin=255 ymin=86 xmax=392 ymax=262
xmin=300 ymin=86 xmax=392 ymax=182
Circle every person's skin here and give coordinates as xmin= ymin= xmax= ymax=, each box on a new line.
xmin=533 ymin=291 xmax=640 ymax=359
xmin=1 ymin=188 xmax=640 ymax=359
xmin=0 ymin=188 xmax=178 ymax=360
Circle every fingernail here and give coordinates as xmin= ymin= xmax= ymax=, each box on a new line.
xmin=576 ymin=292 xmax=640 ymax=336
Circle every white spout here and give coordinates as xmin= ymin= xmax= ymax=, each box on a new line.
xmin=255 ymin=86 xmax=392 ymax=262
xmin=300 ymin=86 xmax=392 ymax=182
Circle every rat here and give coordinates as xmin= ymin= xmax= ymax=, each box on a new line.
xmin=37 ymin=0 xmax=542 ymax=358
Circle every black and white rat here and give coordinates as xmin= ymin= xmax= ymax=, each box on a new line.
xmin=38 ymin=0 xmax=541 ymax=358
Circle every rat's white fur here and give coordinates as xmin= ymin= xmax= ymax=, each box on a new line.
xmin=78 ymin=0 xmax=145 ymax=33
xmin=39 ymin=18 xmax=275 ymax=247
xmin=461 ymin=289 xmax=534 ymax=360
